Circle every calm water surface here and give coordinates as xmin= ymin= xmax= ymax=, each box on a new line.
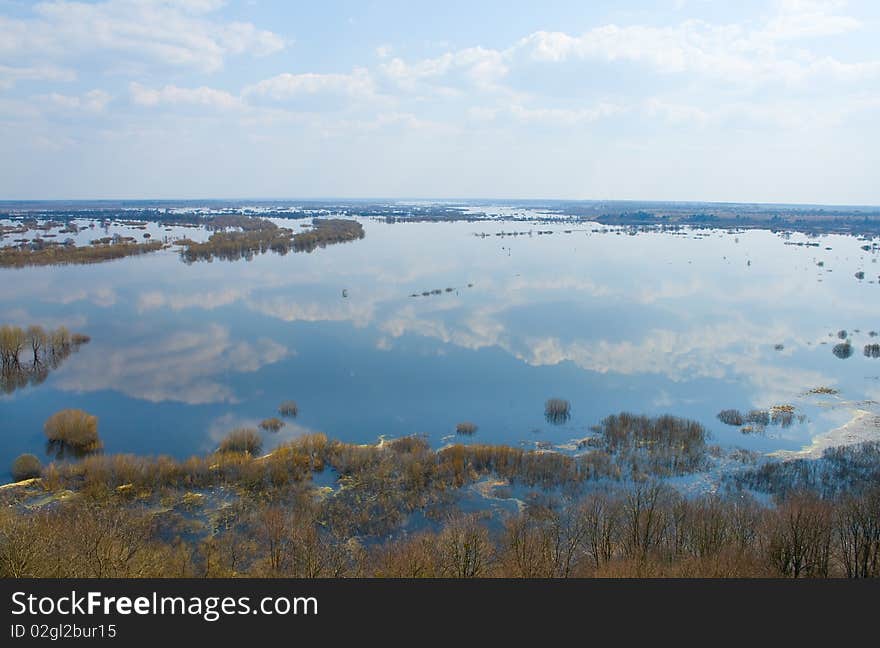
xmin=2 ymin=217 xmax=879 ymax=475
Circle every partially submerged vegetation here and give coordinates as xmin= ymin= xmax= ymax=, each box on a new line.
xmin=544 ymin=398 xmax=571 ymax=425
xmin=279 ymin=401 xmax=299 ymax=417
xmin=581 ymin=413 xmax=708 ymax=476
xmin=455 ymin=422 xmax=478 ymax=435
xmin=179 ymin=217 xmax=364 ymax=263
xmin=727 ymin=442 xmax=880 ymax=499
xmin=717 ymin=405 xmax=801 ymax=432
xmin=43 ymin=409 xmax=102 ymax=458
xmin=10 ymin=454 xmax=41 ymax=481
xmin=259 ymin=417 xmax=285 ymax=433
xmin=1 ymin=428 xmax=878 ymax=578
xmin=807 ymin=386 xmax=839 ymax=395
xmin=833 ymin=341 xmax=854 ymax=359
xmin=218 ymin=428 xmax=263 ymax=455
xmin=0 ymin=238 xmax=162 ymax=268
xmin=0 ymin=324 xmax=90 ymax=394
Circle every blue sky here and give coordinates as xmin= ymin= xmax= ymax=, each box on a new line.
xmin=1 ymin=0 xmax=879 ymax=203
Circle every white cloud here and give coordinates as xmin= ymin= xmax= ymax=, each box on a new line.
xmin=509 ymin=102 xmax=623 ymax=125
xmin=763 ymin=0 xmax=861 ymax=40
xmin=0 ymin=64 xmax=75 ymax=90
xmin=243 ymin=68 xmax=376 ymax=103
xmin=129 ymin=82 xmax=242 ymax=109
xmin=378 ymin=2 xmax=876 ymax=97
xmin=42 ymin=89 xmax=112 ymax=113
xmin=381 ymin=46 xmax=508 ymax=92
xmin=0 ymin=0 xmax=285 ymax=73
xmin=514 ymin=20 xmax=879 ymax=86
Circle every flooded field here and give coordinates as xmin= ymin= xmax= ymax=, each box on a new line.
xmin=2 ymin=202 xmax=879 ymax=480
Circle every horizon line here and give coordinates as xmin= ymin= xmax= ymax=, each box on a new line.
xmin=3 ymin=196 xmax=880 ymax=210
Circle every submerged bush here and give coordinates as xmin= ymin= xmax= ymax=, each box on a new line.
xmin=278 ymin=401 xmax=298 ymax=417
xmin=864 ymin=344 xmax=880 ymax=358
xmin=833 ymin=342 xmax=854 ymax=359
xmin=44 ymin=409 xmax=101 ymax=455
xmin=218 ymin=428 xmax=262 ymax=455
xmin=717 ymin=409 xmax=744 ymax=426
xmin=544 ymin=398 xmax=571 ymax=425
xmin=770 ymin=405 xmax=795 ymax=428
xmin=259 ymin=417 xmax=285 ymax=432
xmin=10 ymin=454 xmax=41 ymax=481
xmin=592 ymin=413 xmax=708 ymax=475
xmin=745 ymin=410 xmax=770 ymax=427
xmin=456 ymin=422 xmax=478 ymax=435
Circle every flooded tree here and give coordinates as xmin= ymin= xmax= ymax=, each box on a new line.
xmin=44 ymin=409 xmax=102 ymax=458
xmin=455 ymin=422 xmax=478 ymax=435
xmin=745 ymin=409 xmax=771 ymax=427
xmin=278 ymin=401 xmax=299 ymax=417
xmin=770 ymin=405 xmax=795 ymax=428
xmin=259 ymin=417 xmax=285 ymax=432
xmin=864 ymin=344 xmax=880 ymax=358
xmin=833 ymin=342 xmax=854 ymax=359
xmin=10 ymin=454 xmax=41 ymax=481
xmin=180 ymin=217 xmax=364 ymax=263
xmin=0 ymin=324 xmax=90 ymax=394
xmin=545 ymin=398 xmax=571 ymax=424
xmin=717 ymin=409 xmax=744 ymax=426
xmin=0 ymin=239 xmax=162 ymax=268
xmin=218 ymin=428 xmax=263 ymax=455
xmin=593 ymin=413 xmax=708 ymax=476
xmin=3 ymin=431 xmax=880 ymax=578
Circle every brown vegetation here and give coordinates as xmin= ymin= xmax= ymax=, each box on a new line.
xmin=180 ymin=217 xmax=364 ymax=263
xmin=590 ymin=413 xmax=708 ymax=475
xmin=455 ymin=422 xmax=478 ymax=435
xmin=259 ymin=417 xmax=285 ymax=432
xmin=1 ymin=324 xmax=90 ymax=394
xmin=1 ymin=468 xmax=877 ymax=578
xmin=218 ymin=428 xmax=263 ymax=455
xmin=43 ymin=409 xmax=102 ymax=457
xmin=0 ymin=239 xmax=162 ymax=268
xmin=10 ymin=454 xmax=41 ymax=482
xmin=545 ymin=398 xmax=571 ymax=424
xmin=278 ymin=401 xmax=298 ymax=417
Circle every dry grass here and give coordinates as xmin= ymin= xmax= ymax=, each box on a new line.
xmin=218 ymin=428 xmax=263 ymax=455
xmin=43 ymin=409 xmax=101 ymax=452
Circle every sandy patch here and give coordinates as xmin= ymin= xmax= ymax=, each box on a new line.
xmin=771 ymin=409 xmax=880 ymax=460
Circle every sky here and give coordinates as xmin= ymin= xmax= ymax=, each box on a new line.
xmin=1 ymin=0 xmax=879 ymax=204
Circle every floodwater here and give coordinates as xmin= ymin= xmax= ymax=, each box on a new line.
xmin=2 ymin=214 xmax=879 ymax=476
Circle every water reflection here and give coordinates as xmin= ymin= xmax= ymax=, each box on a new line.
xmin=54 ymin=324 xmax=288 ymax=405
xmin=1 ymin=325 xmax=89 ymax=394
xmin=2 ymin=219 xmax=879 ymax=470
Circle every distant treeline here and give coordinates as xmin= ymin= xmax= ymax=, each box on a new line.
xmin=0 ymin=325 xmax=89 ymax=394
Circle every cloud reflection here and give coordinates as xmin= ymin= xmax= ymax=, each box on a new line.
xmin=55 ymin=324 xmax=289 ymax=404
